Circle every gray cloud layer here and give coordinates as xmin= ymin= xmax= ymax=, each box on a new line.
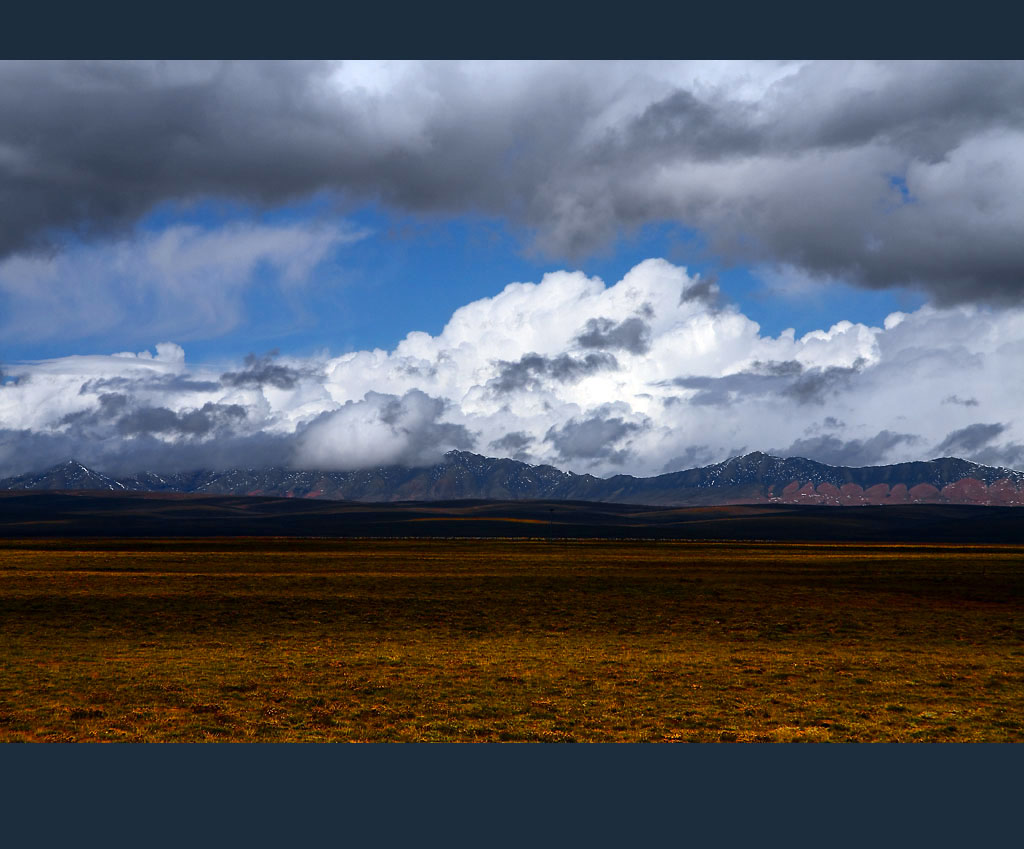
xmin=545 ymin=410 xmax=646 ymax=465
xmin=671 ymin=358 xmax=865 ymax=407
xmin=115 ymin=402 xmax=246 ymax=437
xmin=221 ymin=351 xmax=310 ymax=390
xmin=934 ymin=422 xmax=1006 ymax=456
xmin=778 ymin=430 xmax=921 ymax=468
xmin=3 ymin=61 xmax=1024 ymax=304
xmin=489 ymin=431 xmax=534 ymax=461
xmin=490 ymin=352 xmax=619 ymax=394
xmin=0 ymin=426 xmax=294 ymax=476
xmin=575 ymin=316 xmax=652 ymax=354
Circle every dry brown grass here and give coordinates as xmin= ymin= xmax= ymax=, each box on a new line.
xmin=1 ymin=538 xmax=1021 ymax=742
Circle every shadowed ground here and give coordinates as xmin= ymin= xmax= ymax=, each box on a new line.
xmin=5 ymin=491 xmax=1024 ymax=541
xmin=1 ymin=538 xmax=1021 ymax=742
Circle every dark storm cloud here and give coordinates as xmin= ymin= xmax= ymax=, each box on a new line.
xmin=777 ymin=430 xmax=921 ymax=467
xmin=490 ymin=431 xmax=533 ymax=453
xmin=60 ymin=392 xmax=130 ymax=426
xmin=0 ymin=426 xmax=293 ymax=478
xmin=781 ymin=360 xmax=865 ymax=405
xmin=660 ymin=445 xmax=716 ymax=474
xmin=489 ymin=431 xmax=534 ymax=462
xmin=544 ymin=412 xmax=645 ymax=465
xmin=490 ymin=352 xmax=619 ymax=394
xmin=0 ymin=428 xmax=80 ymax=476
xmin=931 ymin=422 xmax=1024 ymax=468
xmin=79 ymin=374 xmax=221 ymax=395
xmin=575 ymin=316 xmax=651 ymax=354
xmin=669 ymin=359 xmax=862 ymax=407
xmin=60 ymin=392 xmax=246 ymax=438
xmin=752 ymin=360 xmax=804 ymax=378
xmin=968 ymin=443 xmax=1024 ymax=470
xmin=667 ymin=359 xmax=807 ymax=406
xmin=536 ymin=62 xmax=1024 ymax=302
xmin=679 ymin=279 xmax=722 ymax=307
xmin=942 ymin=394 xmax=980 ymax=407
xmin=933 ymin=422 xmax=1007 ymax=457
xmin=609 ymin=89 xmax=764 ymax=162
xmin=5 ymin=61 xmax=1024 ymax=304
xmin=672 ymin=373 xmax=773 ymax=407
xmin=781 ymin=61 xmax=1024 ymax=156
xmin=0 ymin=60 xmax=592 ymax=259
xmin=116 ymin=402 xmax=246 ymax=437
xmin=221 ymin=351 xmax=312 ymax=390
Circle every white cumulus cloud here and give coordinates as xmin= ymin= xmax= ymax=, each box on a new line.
xmin=3 ymin=259 xmax=1024 ymax=477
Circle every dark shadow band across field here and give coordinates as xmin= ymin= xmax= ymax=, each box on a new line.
xmin=1 ymin=537 xmax=1022 ymax=742
xmin=5 ymin=490 xmax=1024 ymax=542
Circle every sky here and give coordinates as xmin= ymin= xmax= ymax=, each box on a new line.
xmin=2 ymin=59 xmax=1024 ymax=478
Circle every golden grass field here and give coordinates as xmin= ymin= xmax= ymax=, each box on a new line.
xmin=1 ymin=538 xmax=1022 ymax=742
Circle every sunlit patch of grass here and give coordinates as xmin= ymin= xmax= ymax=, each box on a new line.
xmin=0 ymin=539 xmax=1022 ymax=741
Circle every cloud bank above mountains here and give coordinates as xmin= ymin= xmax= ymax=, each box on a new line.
xmin=2 ymin=258 xmax=1023 ymax=478
xmin=2 ymin=60 xmax=1024 ymax=308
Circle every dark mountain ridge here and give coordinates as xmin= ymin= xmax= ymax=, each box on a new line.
xmin=3 ymin=451 xmax=1024 ymax=506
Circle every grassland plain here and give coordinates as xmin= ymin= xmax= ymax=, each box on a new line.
xmin=0 ymin=538 xmax=1022 ymax=742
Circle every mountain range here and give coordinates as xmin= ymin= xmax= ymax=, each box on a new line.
xmin=4 ymin=450 xmax=1024 ymax=506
